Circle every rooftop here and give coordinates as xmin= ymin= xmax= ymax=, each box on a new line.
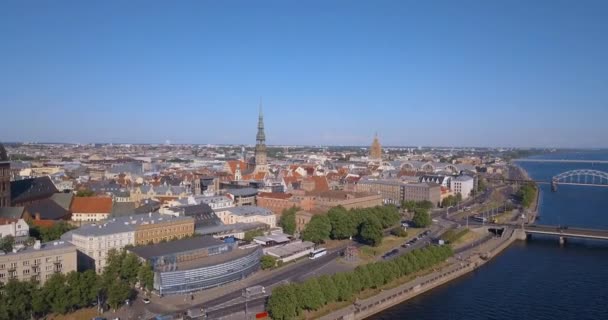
xmin=222 ymin=206 xmax=274 ymax=217
xmin=129 ymin=236 xmax=224 ymax=260
xmin=70 ymin=213 xmax=193 ymax=237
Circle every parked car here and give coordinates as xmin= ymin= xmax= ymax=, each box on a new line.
xmin=143 ymin=298 xmax=151 ymax=304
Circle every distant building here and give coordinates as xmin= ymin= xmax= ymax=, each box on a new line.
xmin=370 ymin=133 xmax=382 ymax=161
xmin=0 ymin=240 xmax=77 ymax=285
xmin=356 ymin=178 xmax=441 ymax=207
xmin=226 ymin=188 xmax=258 ymax=206
xmin=295 ymin=210 xmax=314 ymax=233
xmin=214 ymin=206 xmax=276 ymax=228
xmin=0 ymin=144 xmax=10 ymax=208
xmin=0 ymin=218 xmax=29 ymax=239
xmin=129 ymin=236 xmax=263 ymax=295
xmin=452 ymin=175 xmax=474 ymax=199
xmin=70 ymin=196 xmax=113 ymax=222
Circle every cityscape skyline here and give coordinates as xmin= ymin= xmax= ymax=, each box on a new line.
xmin=1 ymin=1 xmax=607 ymax=148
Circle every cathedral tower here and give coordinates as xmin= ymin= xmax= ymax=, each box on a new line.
xmin=253 ymin=103 xmax=268 ymax=174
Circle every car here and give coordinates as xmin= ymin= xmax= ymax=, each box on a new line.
xmin=143 ymin=298 xmax=151 ymax=304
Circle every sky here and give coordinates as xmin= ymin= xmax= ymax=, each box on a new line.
xmin=1 ymin=0 xmax=607 ymax=148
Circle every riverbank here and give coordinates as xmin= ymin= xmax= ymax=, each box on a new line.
xmin=319 ymin=227 xmax=519 ymax=320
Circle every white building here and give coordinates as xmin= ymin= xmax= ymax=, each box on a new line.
xmin=452 ymin=175 xmax=475 ymax=199
xmin=0 ymin=218 xmax=29 ymax=239
xmin=214 ymin=206 xmax=276 ymax=228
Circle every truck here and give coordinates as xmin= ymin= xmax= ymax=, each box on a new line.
xmin=243 ymin=285 xmax=266 ymax=298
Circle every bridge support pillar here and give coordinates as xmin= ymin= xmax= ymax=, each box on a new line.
xmin=551 ymin=180 xmax=558 ymax=192
xmin=559 ymin=236 xmax=567 ymax=246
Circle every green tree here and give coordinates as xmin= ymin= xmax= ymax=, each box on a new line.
xmin=331 ymin=273 xmax=353 ymax=301
xmin=327 ymin=206 xmax=357 ymax=239
xmin=317 ymin=275 xmax=338 ymax=303
xmin=120 ymin=253 xmax=141 ymax=285
xmin=267 ymin=284 xmax=300 ymax=320
xmin=297 ymin=278 xmax=326 ymax=311
xmin=138 ymin=262 xmax=155 ymax=293
xmin=243 ymin=229 xmax=264 ymax=242
xmin=302 ymin=215 xmax=331 ymax=244
xmin=260 ymin=255 xmax=277 ymax=270
xmin=359 ymin=217 xmax=383 ymax=246
xmin=412 ymin=208 xmax=431 ymax=228
xmin=390 ymin=226 xmax=407 ymax=237
xmin=107 ymin=281 xmax=131 ymax=311
xmin=0 ymin=235 xmax=14 ymax=253
xmin=43 ymin=273 xmax=70 ymax=314
xmin=280 ymin=207 xmax=298 ymax=235
xmin=75 ymin=189 xmax=95 ymax=197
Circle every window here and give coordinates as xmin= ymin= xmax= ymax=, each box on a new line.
xmin=23 ymin=269 xmax=30 ymax=275
xmin=23 ymin=261 xmax=29 ymax=266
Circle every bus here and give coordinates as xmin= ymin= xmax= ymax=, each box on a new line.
xmin=309 ymin=248 xmax=327 ymax=259
xmin=471 ymin=216 xmax=487 ymax=223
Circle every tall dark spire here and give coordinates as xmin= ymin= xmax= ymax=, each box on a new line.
xmin=256 ymin=99 xmax=265 ymax=143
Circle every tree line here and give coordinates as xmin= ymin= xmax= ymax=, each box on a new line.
xmin=301 ymin=205 xmax=401 ymax=246
xmin=267 ymin=245 xmax=453 ymax=320
xmin=0 ymin=249 xmax=154 ymax=320
xmin=517 ymin=184 xmax=537 ymax=208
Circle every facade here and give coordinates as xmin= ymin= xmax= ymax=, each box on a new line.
xmin=226 ymin=188 xmax=257 ymax=206
xmin=0 ymin=241 xmax=77 ymax=285
xmin=215 ymin=206 xmax=276 ymax=228
xmin=66 ymin=213 xmax=194 ymax=273
xmin=70 ymin=196 xmax=113 ymax=222
xmin=402 ymin=183 xmax=442 ymax=207
xmin=370 ymin=134 xmax=382 ymax=160
xmin=309 ymin=190 xmax=383 ymax=212
xmin=129 ymin=236 xmax=263 ymax=295
xmin=256 ymin=192 xmax=295 ymax=215
xmin=253 ymin=105 xmax=268 ymax=174
xmin=452 ymin=175 xmax=475 ymax=199
xmin=356 ymin=178 xmax=403 ymax=205
xmin=0 ymin=144 xmax=10 ymax=208
xmin=0 ymin=218 xmax=29 ymax=239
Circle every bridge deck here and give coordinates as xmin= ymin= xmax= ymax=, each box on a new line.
xmin=515 ymin=159 xmax=608 ymax=164
xmin=525 ymin=225 xmax=608 ymax=240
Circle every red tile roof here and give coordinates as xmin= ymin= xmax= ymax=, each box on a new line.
xmin=70 ymin=197 xmax=113 ymax=213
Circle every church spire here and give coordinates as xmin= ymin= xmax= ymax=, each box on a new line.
xmin=256 ymin=98 xmax=265 ymax=143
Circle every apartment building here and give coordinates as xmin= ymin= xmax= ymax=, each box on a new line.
xmin=0 ymin=241 xmax=77 ymax=284
xmin=214 ymin=206 xmax=276 ymax=228
xmin=70 ymin=196 xmax=113 ymax=222
xmin=65 ymin=213 xmax=194 ymax=273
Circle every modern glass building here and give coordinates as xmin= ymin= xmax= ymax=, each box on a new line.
xmin=129 ymin=236 xmax=262 ymax=296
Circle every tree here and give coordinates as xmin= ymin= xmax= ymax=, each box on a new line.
xmin=412 ymin=208 xmax=431 ymax=228
xmin=517 ymin=184 xmax=536 ymax=208
xmin=121 ymin=253 xmax=141 ymax=285
xmin=267 ymin=284 xmax=300 ymax=320
xmin=359 ymin=217 xmax=383 ymax=246
xmin=107 ymin=281 xmax=131 ymax=311
xmin=260 ymin=255 xmax=277 ymax=270
xmin=441 ymin=195 xmax=456 ymax=207
xmin=327 ymin=206 xmax=357 ymax=239
xmin=297 ymin=278 xmax=326 ymax=311
xmin=0 ymin=235 xmax=14 ymax=253
xmin=302 ymin=215 xmax=331 ymax=244
xmin=279 ymin=207 xmax=298 ymax=235
xmin=43 ymin=273 xmax=70 ymax=314
xmin=331 ymin=273 xmax=353 ymax=301
xmin=244 ymin=229 xmax=264 ymax=242
xmin=317 ymin=275 xmax=338 ymax=303
xmin=390 ymin=226 xmax=407 ymax=237
xmin=138 ymin=262 xmax=155 ymax=293
xmin=76 ymin=189 xmax=95 ymax=197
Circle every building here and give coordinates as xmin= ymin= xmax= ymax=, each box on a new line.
xmin=356 ymin=178 xmax=403 ymax=205
xmin=226 ymin=188 xmax=257 ymax=206
xmin=70 ymin=196 xmax=113 ymax=222
xmin=402 ymin=182 xmax=441 ymax=207
xmin=307 ymin=190 xmax=383 ymax=212
xmin=10 ymin=176 xmax=59 ymax=207
xmin=253 ymin=104 xmax=268 ymax=174
xmin=452 ymin=175 xmax=475 ymax=199
xmin=23 ymin=199 xmax=71 ymax=227
xmin=214 ymin=206 xmax=276 ymax=228
xmin=65 ymin=213 xmax=194 ymax=273
xmin=370 ymin=133 xmax=382 ymax=161
xmin=356 ymin=178 xmax=441 ymax=207
xmin=256 ymin=192 xmax=295 ymax=215
xmin=0 ymin=240 xmax=77 ymax=284
xmin=129 ymin=236 xmax=263 ymax=295
xmin=0 ymin=144 xmax=10 ymax=208
xmin=264 ymin=240 xmax=315 ymax=263
xmin=0 ymin=218 xmax=29 ymax=239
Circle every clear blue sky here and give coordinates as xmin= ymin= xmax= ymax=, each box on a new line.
xmin=1 ymin=0 xmax=607 ymax=148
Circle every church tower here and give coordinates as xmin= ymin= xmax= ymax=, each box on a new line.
xmin=253 ymin=102 xmax=268 ymax=174
xmin=370 ymin=133 xmax=382 ymax=161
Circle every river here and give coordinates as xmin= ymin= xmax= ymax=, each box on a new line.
xmin=368 ymin=151 xmax=608 ymax=320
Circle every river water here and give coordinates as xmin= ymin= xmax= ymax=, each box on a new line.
xmin=368 ymin=151 xmax=608 ymax=320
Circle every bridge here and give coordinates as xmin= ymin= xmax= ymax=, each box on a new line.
xmin=523 ymin=224 xmax=608 ymax=244
xmin=515 ymin=158 xmax=608 ymax=164
xmin=550 ymin=169 xmax=608 ymax=191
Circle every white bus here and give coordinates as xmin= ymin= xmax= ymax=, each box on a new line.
xmin=309 ymin=248 xmax=327 ymax=259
